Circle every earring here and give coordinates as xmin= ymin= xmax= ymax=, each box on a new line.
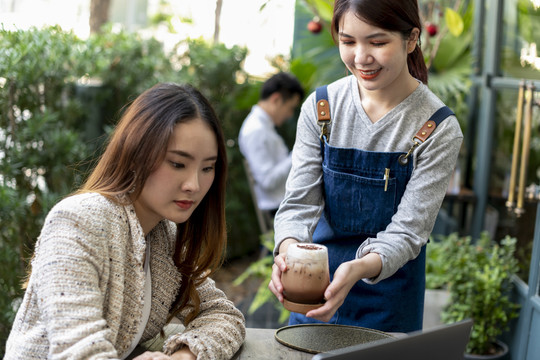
xmin=128 ymin=171 xmax=136 ymax=194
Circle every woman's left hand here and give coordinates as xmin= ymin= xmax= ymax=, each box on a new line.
xmin=133 ymin=348 xmax=196 ymax=360
xmin=305 ymin=253 xmax=382 ymax=322
xmin=304 ymin=260 xmax=359 ymax=322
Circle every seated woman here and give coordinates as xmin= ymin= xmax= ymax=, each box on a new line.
xmin=5 ymin=83 xmax=245 ymax=360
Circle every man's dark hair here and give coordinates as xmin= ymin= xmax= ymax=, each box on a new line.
xmin=260 ymin=72 xmax=305 ymax=101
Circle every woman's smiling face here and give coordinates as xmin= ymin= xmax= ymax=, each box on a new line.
xmin=133 ymin=117 xmax=218 ymax=234
xmin=338 ymin=10 xmax=418 ymax=93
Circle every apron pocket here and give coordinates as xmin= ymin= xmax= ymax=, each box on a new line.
xmin=323 ymin=165 xmax=397 ymax=235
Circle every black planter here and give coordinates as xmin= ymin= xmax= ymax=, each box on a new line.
xmin=464 ymin=340 xmax=509 ymax=360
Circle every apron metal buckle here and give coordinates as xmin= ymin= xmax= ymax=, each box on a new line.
xmin=399 ymin=138 xmax=421 ymax=166
xmin=319 ymin=121 xmax=329 ymax=141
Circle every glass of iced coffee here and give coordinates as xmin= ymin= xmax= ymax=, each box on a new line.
xmin=281 ymin=243 xmax=330 ymax=314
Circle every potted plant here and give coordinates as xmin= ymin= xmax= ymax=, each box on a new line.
xmin=424 ymin=235 xmax=453 ymax=329
xmin=440 ymin=231 xmax=520 ymax=358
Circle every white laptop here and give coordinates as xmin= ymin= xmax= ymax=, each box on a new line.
xmin=312 ymin=319 xmax=473 ymax=360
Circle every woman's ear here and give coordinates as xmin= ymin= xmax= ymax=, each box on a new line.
xmin=407 ymin=28 xmax=420 ymax=53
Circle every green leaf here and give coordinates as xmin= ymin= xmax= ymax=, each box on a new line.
xmin=303 ymin=0 xmax=334 ymax=22
xmin=248 ymin=283 xmax=275 ymax=314
xmin=445 ymin=8 xmax=464 ymax=37
xmin=278 ymin=307 xmax=291 ymax=323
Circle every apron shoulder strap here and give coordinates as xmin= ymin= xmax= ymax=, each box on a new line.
xmin=399 ymin=106 xmax=455 ymax=166
xmin=316 ymin=85 xmax=331 ymax=141
xmin=413 ymin=106 xmax=454 ymax=143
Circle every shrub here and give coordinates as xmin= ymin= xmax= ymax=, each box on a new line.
xmin=0 ymin=26 xmax=90 ymax=354
xmin=441 ymin=232 xmax=521 ymax=355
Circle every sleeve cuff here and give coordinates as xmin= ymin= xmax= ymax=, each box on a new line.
xmin=163 ymin=333 xmax=199 ymax=358
xmin=356 ymin=243 xmax=389 ymax=285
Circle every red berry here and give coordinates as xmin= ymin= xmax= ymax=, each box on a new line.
xmin=308 ymin=20 xmax=323 ymax=34
xmin=425 ymin=23 xmax=438 ymax=37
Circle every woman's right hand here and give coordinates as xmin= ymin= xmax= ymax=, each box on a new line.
xmin=268 ymin=238 xmax=299 ymax=302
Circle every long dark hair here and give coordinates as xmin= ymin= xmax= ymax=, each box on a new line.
xmin=331 ymin=0 xmax=428 ymax=84
xmin=80 ymin=82 xmax=228 ymax=324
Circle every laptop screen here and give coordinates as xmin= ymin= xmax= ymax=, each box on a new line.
xmin=311 ymin=319 xmax=473 ymax=360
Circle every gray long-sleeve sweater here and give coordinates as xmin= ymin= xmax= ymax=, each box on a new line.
xmin=274 ymin=75 xmax=463 ymax=283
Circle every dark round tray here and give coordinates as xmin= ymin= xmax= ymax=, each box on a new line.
xmin=274 ymin=323 xmax=395 ymax=354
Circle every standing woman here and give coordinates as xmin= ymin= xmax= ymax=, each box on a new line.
xmin=269 ymin=0 xmax=463 ymax=333
xmin=5 ymin=83 xmax=245 ymax=359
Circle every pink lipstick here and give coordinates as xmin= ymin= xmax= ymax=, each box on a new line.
xmin=175 ymin=200 xmax=193 ymax=210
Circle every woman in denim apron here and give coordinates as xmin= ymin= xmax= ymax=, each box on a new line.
xmin=287 ymin=87 xmax=454 ymax=332
xmin=270 ymin=0 xmax=463 ymax=333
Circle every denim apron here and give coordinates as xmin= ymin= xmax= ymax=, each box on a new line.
xmin=289 ymin=86 xmax=453 ymax=333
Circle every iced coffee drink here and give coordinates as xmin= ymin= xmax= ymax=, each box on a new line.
xmin=281 ymin=243 xmax=330 ymax=305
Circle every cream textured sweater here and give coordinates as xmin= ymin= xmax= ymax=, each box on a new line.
xmin=5 ymin=193 xmax=245 ymax=359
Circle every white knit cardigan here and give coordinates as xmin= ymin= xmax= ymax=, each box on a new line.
xmin=5 ymin=193 xmax=245 ymax=359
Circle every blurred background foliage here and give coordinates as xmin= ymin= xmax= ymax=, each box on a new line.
xmin=0 ymin=27 xmax=91 ymax=350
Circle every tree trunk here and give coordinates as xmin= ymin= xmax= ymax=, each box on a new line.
xmin=90 ymin=0 xmax=112 ymax=34
xmin=213 ymin=0 xmax=223 ymax=44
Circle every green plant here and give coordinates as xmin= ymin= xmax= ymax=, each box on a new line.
xmin=0 ymin=26 xmax=91 ymax=355
xmin=233 ymin=231 xmax=290 ymax=324
xmin=291 ymin=0 xmax=346 ymax=91
xmin=76 ymin=24 xmax=174 ymax=143
xmin=441 ymin=232 xmax=521 ymax=356
xmin=425 ymin=236 xmax=453 ymax=289
xmin=421 ymin=0 xmax=474 ymax=134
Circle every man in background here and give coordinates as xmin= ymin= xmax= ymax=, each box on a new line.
xmin=239 ymin=72 xmax=304 ymax=216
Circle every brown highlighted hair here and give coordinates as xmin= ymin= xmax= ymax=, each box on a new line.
xmin=80 ymin=82 xmax=228 ymax=325
xmin=331 ymin=0 xmax=428 ymax=84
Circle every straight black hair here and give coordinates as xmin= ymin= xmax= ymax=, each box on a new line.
xmin=260 ymin=72 xmax=305 ymax=101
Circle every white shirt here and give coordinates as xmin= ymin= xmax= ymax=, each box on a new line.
xmin=238 ymin=105 xmax=292 ymax=210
